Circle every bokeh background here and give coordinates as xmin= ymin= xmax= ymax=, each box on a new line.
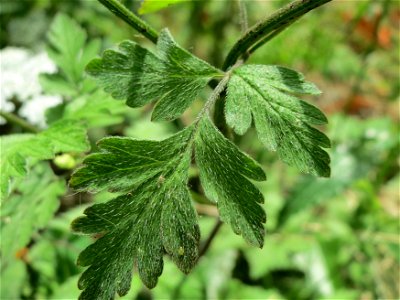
xmin=1 ymin=0 xmax=399 ymax=299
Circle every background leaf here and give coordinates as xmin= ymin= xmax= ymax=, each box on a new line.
xmin=1 ymin=164 xmax=65 ymax=266
xmin=0 ymin=120 xmax=89 ymax=198
xmin=46 ymin=90 xmax=126 ymax=128
xmin=0 ymin=259 xmax=27 ymax=300
xmin=45 ymin=13 xmax=101 ymax=88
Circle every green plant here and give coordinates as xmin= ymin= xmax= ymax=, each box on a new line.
xmin=69 ymin=0 xmax=332 ymax=298
xmin=1 ymin=0 xmax=334 ymax=299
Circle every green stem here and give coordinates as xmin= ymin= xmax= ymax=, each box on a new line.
xmin=98 ymin=0 xmax=159 ymax=44
xmin=222 ymin=0 xmax=332 ymax=70
xmin=194 ymin=60 xmax=242 ymax=136
xmin=196 ymin=71 xmax=232 ymax=123
xmin=248 ymin=17 xmax=298 ymax=55
xmin=0 ymin=111 xmax=39 ymax=133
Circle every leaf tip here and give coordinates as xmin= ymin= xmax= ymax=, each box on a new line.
xmin=85 ymin=58 xmax=101 ymax=75
xmin=70 ymin=216 xmax=87 ymax=233
xmin=320 ymin=167 xmax=331 ymax=178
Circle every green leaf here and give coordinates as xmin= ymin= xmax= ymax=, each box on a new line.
xmin=69 ymin=127 xmax=200 ymax=299
xmin=0 ymin=120 xmax=89 ymax=198
xmin=69 ymin=115 xmax=270 ymax=296
xmin=40 ymin=120 xmax=90 ymax=153
xmin=226 ymin=65 xmax=331 ymax=177
xmin=27 ymin=239 xmax=61 ymax=295
xmin=86 ymin=28 xmax=221 ymax=121
xmin=138 ymin=0 xmax=187 ymax=14
xmin=46 ymin=13 xmax=101 ymax=87
xmin=39 ymin=73 xmax=77 ymax=97
xmin=194 ymin=117 xmax=266 ymax=247
xmin=1 ymin=164 xmax=65 ymax=264
xmin=0 ymin=259 xmax=26 ymax=300
xmin=44 ymin=90 xmax=125 ymax=128
xmin=62 ymin=90 xmax=126 ymax=128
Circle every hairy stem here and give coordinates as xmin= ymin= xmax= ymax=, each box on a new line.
xmin=195 ymin=60 xmax=242 ymax=138
xmin=222 ymin=0 xmax=332 ymax=70
xmin=196 ymin=72 xmax=232 ymax=122
xmin=248 ymin=17 xmax=298 ymax=55
xmin=0 ymin=111 xmax=39 ymax=133
xmin=98 ymin=0 xmax=159 ymax=44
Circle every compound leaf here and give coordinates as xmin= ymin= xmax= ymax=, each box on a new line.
xmin=0 ymin=120 xmax=89 ymax=199
xmin=46 ymin=13 xmax=101 ymax=86
xmin=194 ymin=117 xmax=266 ymax=247
xmin=86 ymin=29 xmax=222 ymax=121
xmin=226 ymin=65 xmax=330 ymax=177
xmin=69 ymin=127 xmax=200 ymax=299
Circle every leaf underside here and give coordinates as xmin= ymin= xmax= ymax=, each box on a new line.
xmin=226 ymin=65 xmax=330 ymax=177
xmin=86 ymin=29 xmax=221 ymax=121
xmin=195 ymin=117 xmax=266 ymax=247
xmin=70 ymin=127 xmax=200 ymax=299
xmin=70 ymin=116 xmax=267 ymax=298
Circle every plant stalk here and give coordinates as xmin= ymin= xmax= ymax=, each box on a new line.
xmin=97 ymin=0 xmax=159 ymax=44
xmin=222 ymin=0 xmax=332 ymax=70
xmin=248 ymin=17 xmax=298 ymax=55
xmin=0 ymin=111 xmax=39 ymax=133
xmin=196 ymin=71 xmax=232 ymax=122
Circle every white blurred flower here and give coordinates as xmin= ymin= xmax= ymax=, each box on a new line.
xmin=0 ymin=97 xmax=15 ymax=117
xmin=19 ymin=95 xmax=62 ymax=128
xmin=0 ymin=47 xmax=62 ymax=127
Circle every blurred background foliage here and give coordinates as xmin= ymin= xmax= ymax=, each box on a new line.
xmin=0 ymin=0 xmax=399 ymax=299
